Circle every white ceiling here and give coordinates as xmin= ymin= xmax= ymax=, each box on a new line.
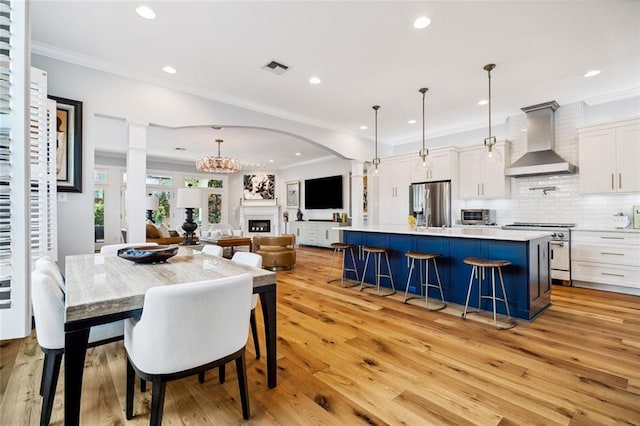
xmin=31 ymin=1 xmax=640 ymax=168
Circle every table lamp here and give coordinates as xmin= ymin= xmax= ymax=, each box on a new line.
xmin=176 ymin=186 xmax=201 ymax=245
xmin=145 ymin=194 xmax=159 ymax=223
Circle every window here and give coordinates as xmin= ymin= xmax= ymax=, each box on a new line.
xmin=94 ymin=168 xmax=108 ymax=184
xmin=94 ymin=189 xmax=104 ymax=243
xmin=146 ymin=174 xmax=172 ymax=186
xmin=148 ymin=191 xmax=171 ymax=226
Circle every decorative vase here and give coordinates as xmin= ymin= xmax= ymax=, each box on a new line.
xmin=296 ymin=209 xmax=303 ymax=221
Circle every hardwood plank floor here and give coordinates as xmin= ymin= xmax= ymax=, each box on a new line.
xmin=1 ymin=247 xmax=639 ymax=425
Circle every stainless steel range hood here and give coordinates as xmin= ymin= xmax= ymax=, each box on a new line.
xmin=504 ymin=101 xmax=576 ymax=177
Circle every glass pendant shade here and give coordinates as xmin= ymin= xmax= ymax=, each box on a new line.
xmin=196 ymin=139 xmax=240 ymax=174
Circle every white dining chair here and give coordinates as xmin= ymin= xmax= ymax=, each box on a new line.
xmin=232 ymin=252 xmax=262 ymax=360
xmin=201 ymin=244 xmax=224 ymax=257
xmin=35 ymin=256 xmax=65 ymax=292
xmin=124 ymin=274 xmax=253 ymax=425
xmin=31 ymin=270 xmax=124 ymax=426
xmin=100 ymin=242 xmax=158 ymax=256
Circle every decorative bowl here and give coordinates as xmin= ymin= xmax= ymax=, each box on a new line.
xmin=117 ymin=245 xmax=179 ymax=264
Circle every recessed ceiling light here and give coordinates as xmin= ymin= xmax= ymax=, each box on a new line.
xmin=309 ymin=76 xmax=321 ymax=85
xmin=408 ymin=119 xmax=417 ymax=124
xmin=295 ymin=152 xmax=301 ymax=156
xmin=413 ymin=16 xmax=431 ymax=29
xmin=477 ymin=99 xmax=489 ymax=106
xmin=163 ymin=66 xmax=176 ymax=74
xmin=583 ymin=70 xmax=601 ymax=78
xmin=360 ymin=125 xmax=368 ymax=130
xmin=268 ymin=159 xmax=274 ymax=163
xmin=136 ymin=5 xmax=156 ymax=20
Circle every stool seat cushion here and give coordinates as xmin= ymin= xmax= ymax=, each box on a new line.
xmin=405 ymin=251 xmax=440 ymax=260
xmin=362 ymin=246 xmax=388 ymax=253
xmin=463 ymin=257 xmax=511 ymax=267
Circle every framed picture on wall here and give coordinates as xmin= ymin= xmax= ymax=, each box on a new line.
xmin=243 ymin=174 xmax=275 ymax=200
xmin=286 ymin=181 xmax=299 ymax=208
xmin=49 ymin=95 xmax=83 ymax=193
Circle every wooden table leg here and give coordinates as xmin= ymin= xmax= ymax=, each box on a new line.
xmin=64 ymin=327 xmax=90 ymax=426
xmin=258 ymin=284 xmax=277 ymax=388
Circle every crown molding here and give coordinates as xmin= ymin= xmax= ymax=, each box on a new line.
xmin=582 ymin=87 xmax=640 ymax=106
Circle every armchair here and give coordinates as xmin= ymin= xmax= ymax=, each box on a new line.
xmin=253 ymin=234 xmax=296 ymax=271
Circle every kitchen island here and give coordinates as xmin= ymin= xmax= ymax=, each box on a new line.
xmin=341 ymin=225 xmax=552 ymax=320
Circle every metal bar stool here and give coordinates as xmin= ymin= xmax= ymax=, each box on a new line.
xmin=327 ymin=243 xmax=359 ymax=288
xmin=359 ymin=246 xmax=395 ymax=296
xmin=461 ymin=257 xmax=515 ymax=329
xmin=403 ymin=251 xmax=446 ymax=311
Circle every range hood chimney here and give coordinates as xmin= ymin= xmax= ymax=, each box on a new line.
xmin=504 ymin=101 xmax=576 ymax=177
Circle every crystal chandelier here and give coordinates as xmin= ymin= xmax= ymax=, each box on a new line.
xmin=196 ymin=139 xmax=240 ymax=174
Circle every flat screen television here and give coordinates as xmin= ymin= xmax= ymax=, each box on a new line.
xmin=304 ymin=175 xmax=343 ymax=209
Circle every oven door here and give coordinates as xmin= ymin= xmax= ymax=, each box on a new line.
xmin=550 ymin=241 xmax=570 ymax=280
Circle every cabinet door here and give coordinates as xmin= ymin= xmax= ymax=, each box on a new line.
xmin=616 ymin=123 xmax=640 ymax=193
xmin=579 ymin=129 xmax=617 ymax=194
xmin=290 ymin=222 xmax=302 ymax=240
xmin=458 ymin=150 xmax=481 ymax=199
xmin=480 ymin=144 xmax=509 ymax=199
xmin=378 ymin=159 xmax=410 ymax=225
xmin=410 ymin=150 xmax=452 ymax=183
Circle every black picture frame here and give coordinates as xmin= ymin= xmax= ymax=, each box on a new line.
xmin=49 ymin=95 xmax=83 ymax=193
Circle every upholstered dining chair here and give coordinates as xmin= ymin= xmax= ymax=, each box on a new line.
xmin=231 ymin=251 xmax=262 ymax=359
xmin=201 ymin=244 xmax=224 ymax=257
xmin=100 ymin=242 xmax=158 ymax=256
xmin=35 ymin=256 xmax=65 ymax=292
xmin=124 ymin=274 xmax=253 ymax=425
xmin=31 ymin=270 xmax=124 ymax=426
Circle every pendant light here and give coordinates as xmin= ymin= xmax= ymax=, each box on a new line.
xmin=481 ymin=63 xmax=501 ymax=164
xmin=418 ymin=87 xmax=431 ymax=169
xmin=196 ymin=138 xmax=241 ymax=174
xmin=372 ymin=105 xmax=381 ymax=174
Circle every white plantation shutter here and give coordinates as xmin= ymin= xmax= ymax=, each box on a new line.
xmin=0 ymin=0 xmax=34 ymax=339
xmin=45 ymin=99 xmax=57 ymax=259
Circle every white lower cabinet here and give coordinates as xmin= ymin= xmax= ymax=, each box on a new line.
xmin=571 ymin=231 xmax=640 ymax=294
xmin=290 ymin=221 xmax=341 ymax=248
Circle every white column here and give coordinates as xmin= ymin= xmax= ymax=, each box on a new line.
xmin=126 ymin=123 xmax=148 ymax=243
xmin=350 ymin=160 xmax=365 ymax=226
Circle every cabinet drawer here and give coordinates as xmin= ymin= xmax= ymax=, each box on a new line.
xmin=571 ymin=243 xmax=640 ymax=267
xmin=572 ymin=231 xmax=640 ymax=245
xmin=572 ymin=261 xmax=640 ymax=288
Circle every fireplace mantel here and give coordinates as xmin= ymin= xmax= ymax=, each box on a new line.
xmin=240 ymin=205 xmax=280 ymax=237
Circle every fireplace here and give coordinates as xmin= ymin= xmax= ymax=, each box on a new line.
xmin=248 ymin=219 xmax=271 ymax=233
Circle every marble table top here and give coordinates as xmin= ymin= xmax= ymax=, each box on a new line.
xmin=64 ymin=247 xmax=275 ymax=324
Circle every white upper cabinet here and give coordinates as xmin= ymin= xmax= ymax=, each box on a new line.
xmin=410 ymin=148 xmax=454 ymax=183
xmin=578 ymin=118 xmax=640 ymax=194
xmin=458 ymin=141 xmax=510 ymax=199
xmin=377 ymin=157 xmax=410 ymax=225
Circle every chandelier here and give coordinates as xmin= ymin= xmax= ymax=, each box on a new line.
xmin=196 ymin=139 xmax=240 ymax=174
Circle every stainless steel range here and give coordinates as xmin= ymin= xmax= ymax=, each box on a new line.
xmin=502 ymin=222 xmax=574 ymax=285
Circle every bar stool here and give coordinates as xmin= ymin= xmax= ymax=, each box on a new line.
xmin=403 ymin=251 xmax=446 ymax=311
xmin=360 ymin=246 xmax=395 ymax=296
xmin=326 ymin=243 xmax=359 ymax=288
xmin=461 ymin=257 xmax=515 ymax=329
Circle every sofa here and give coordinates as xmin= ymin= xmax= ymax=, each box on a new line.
xmin=145 ymin=223 xmax=184 ymax=245
xmin=253 ymin=234 xmax=296 ymax=271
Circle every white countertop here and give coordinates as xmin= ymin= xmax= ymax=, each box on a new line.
xmin=339 ymin=225 xmax=552 ymax=241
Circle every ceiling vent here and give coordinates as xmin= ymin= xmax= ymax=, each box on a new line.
xmin=263 ymin=60 xmax=289 ymax=75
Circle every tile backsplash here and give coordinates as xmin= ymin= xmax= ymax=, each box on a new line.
xmin=461 ymin=102 xmax=639 ymax=228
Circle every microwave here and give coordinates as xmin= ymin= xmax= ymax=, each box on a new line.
xmin=461 ymin=209 xmax=496 ymax=225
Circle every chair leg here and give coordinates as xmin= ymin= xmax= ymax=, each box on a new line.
xmin=250 ymin=309 xmax=261 ymax=360
xmin=150 ymin=378 xmax=167 ymax=426
xmin=462 ymin=266 xmax=477 ymax=319
xmin=326 ymin=248 xmax=338 ymax=283
xmin=403 ymin=258 xmax=415 ymax=303
xmin=359 ymin=252 xmax=371 ymax=291
xmin=198 ymin=371 xmax=205 ymax=384
xmin=235 ymin=351 xmax=250 ymax=420
xmin=348 ymin=247 xmax=360 ymax=282
xmin=126 ymin=358 xmax=135 ymax=420
xmin=219 ymin=364 xmax=226 ymax=384
xmin=140 ymin=378 xmax=146 ymax=392
xmin=40 ymin=350 xmax=62 ymax=426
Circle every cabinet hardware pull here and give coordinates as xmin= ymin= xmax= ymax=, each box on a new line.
xmin=482 ymin=183 xmax=485 ymax=195
xmin=611 ymin=173 xmax=614 ymax=190
xmin=601 ymin=252 xmax=624 ymax=256
xmin=477 ymin=183 xmax=480 ymax=196
xmin=619 ymin=172 xmax=622 ymax=189
xmin=601 ymin=272 xmax=624 ymax=277
xmin=600 ymin=236 xmax=624 ymax=240
xmin=550 ymin=241 xmax=564 ymax=247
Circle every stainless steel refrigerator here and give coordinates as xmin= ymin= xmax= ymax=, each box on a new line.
xmin=409 ymin=180 xmax=451 ymax=227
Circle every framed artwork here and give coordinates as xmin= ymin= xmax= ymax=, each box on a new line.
xmin=286 ymin=181 xmax=299 ymax=208
xmin=243 ymin=174 xmax=275 ymax=200
xmin=49 ymin=95 xmax=83 ymax=193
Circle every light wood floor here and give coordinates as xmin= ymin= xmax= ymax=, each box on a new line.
xmin=1 ymin=247 xmax=639 ymax=425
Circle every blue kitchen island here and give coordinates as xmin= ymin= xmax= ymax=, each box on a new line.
xmin=341 ymin=225 xmax=552 ymax=320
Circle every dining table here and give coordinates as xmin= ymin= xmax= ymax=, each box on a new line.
xmin=63 ymin=247 xmax=277 ymax=426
